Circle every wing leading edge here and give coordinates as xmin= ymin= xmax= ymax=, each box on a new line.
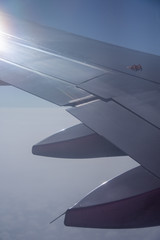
xmin=1 ymin=12 xmax=160 ymax=229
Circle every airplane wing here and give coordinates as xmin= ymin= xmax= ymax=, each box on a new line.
xmin=1 ymin=12 xmax=160 ymax=228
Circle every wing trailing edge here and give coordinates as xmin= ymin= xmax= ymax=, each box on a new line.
xmin=68 ymin=100 xmax=160 ymax=179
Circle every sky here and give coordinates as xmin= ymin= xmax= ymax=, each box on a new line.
xmin=0 ymin=0 xmax=160 ymax=239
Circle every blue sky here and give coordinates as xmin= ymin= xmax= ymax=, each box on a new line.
xmin=1 ymin=0 xmax=160 ymax=55
xmin=0 ymin=0 xmax=160 ymax=239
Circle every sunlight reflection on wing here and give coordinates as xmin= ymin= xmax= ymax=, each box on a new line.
xmin=0 ymin=32 xmax=8 ymax=52
xmin=0 ymin=13 xmax=9 ymax=52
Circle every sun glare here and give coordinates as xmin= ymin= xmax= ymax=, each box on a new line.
xmin=0 ymin=15 xmax=8 ymax=52
xmin=0 ymin=33 xmax=7 ymax=52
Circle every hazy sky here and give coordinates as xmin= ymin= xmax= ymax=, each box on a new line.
xmin=0 ymin=0 xmax=160 ymax=239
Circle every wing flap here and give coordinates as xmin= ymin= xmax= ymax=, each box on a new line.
xmin=0 ymin=59 xmax=90 ymax=105
xmin=79 ymin=71 xmax=158 ymax=100
xmin=79 ymin=72 xmax=160 ymax=129
xmin=68 ymin=100 xmax=160 ymax=178
xmin=114 ymin=91 xmax=160 ymax=129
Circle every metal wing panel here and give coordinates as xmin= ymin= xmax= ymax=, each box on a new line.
xmin=114 ymin=91 xmax=160 ymax=129
xmin=68 ymin=100 xmax=160 ymax=178
xmin=0 ymin=59 xmax=89 ymax=106
xmin=1 ymin=12 xmax=160 ymax=85
xmin=79 ymin=72 xmax=160 ymax=129
xmin=79 ymin=71 xmax=160 ymax=130
xmin=79 ymin=71 xmax=158 ymax=100
xmin=0 ymin=33 xmax=105 ymax=85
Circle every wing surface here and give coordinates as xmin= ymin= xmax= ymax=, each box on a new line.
xmin=68 ymin=100 xmax=160 ymax=178
xmin=1 ymin=13 xmax=159 ymax=171
xmin=1 ymin=12 xmax=160 ymax=228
